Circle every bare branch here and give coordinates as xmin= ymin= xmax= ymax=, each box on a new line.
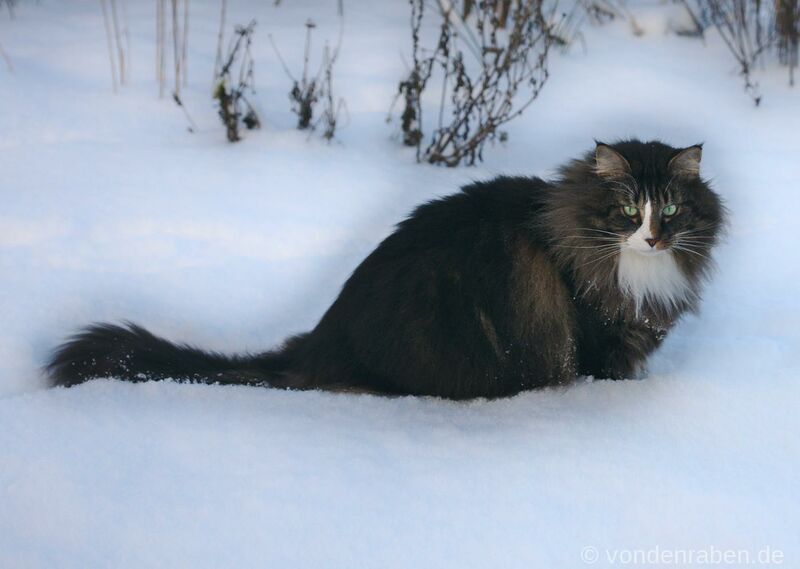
xmin=213 ymin=20 xmax=260 ymax=142
xmin=395 ymin=0 xmax=557 ymax=166
xmin=100 ymin=0 xmax=118 ymax=92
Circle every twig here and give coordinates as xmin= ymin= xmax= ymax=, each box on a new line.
xmin=173 ymin=92 xmax=198 ymax=132
xmin=314 ymin=42 xmax=347 ymax=140
xmin=677 ymin=0 xmax=706 ymax=39
xmin=122 ymin=0 xmax=131 ymax=76
xmin=109 ymin=0 xmax=125 ymax=84
xmin=182 ymin=0 xmax=189 ymax=87
xmin=273 ymin=20 xmax=321 ymax=130
xmin=157 ymin=0 xmax=166 ymax=97
xmin=0 ymin=38 xmax=13 ymax=73
xmin=100 ymin=0 xmax=119 ymax=92
xmin=213 ymin=0 xmax=227 ymax=81
xmin=397 ymin=0 xmax=555 ymax=166
xmin=171 ymin=0 xmax=181 ymax=97
xmin=268 ymin=33 xmax=296 ymax=80
xmin=213 ymin=20 xmax=260 ymax=142
xmin=2 ymin=0 xmax=14 ymax=19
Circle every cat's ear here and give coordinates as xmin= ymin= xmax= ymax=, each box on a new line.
xmin=594 ymin=143 xmax=631 ymax=178
xmin=668 ymin=145 xmax=702 ymax=177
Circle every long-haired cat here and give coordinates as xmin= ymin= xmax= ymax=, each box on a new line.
xmin=48 ymin=139 xmax=725 ymax=399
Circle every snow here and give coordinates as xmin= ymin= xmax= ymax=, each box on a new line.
xmin=1 ymin=1 xmax=799 ymax=567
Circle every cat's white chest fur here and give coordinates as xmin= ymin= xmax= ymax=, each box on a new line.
xmin=617 ymin=249 xmax=690 ymax=313
xmin=616 ymin=199 xmax=691 ymax=313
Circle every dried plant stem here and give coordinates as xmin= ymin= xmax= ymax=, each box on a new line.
xmin=214 ymin=20 xmax=260 ymax=142
xmin=156 ymin=0 xmax=162 ymax=81
xmin=776 ymin=0 xmax=799 ymax=86
xmin=173 ymin=92 xmax=198 ymax=132
xmin=302 ymin=19 xmax=313 ymax=86
xmin=157 ymin=0 xmax=166 ymax=97
xmin=121 ymin=0 xmax=131 ymax=78
xmin=270 ymin=20 xmax=322 ymax=130
xmin=0 ymin=38 xmax=13 ymax=73
xmin=182 ymin=0 xmax=189 ymax=87
xmin=397 ymin=0 xmax=554 ymax=166
xmin=682 ymin=0 xmax=781 ymax=105
xmin=100 ymin=0 xmax=119 ymax=92
xmin=213 ymin=0 xmax=227 ymax=81
xmin=267 ymin=33 xmax=295 ymax=79
xmin=171 ymin=0 xmax=181 ymax=97
xmin=109 ymin=0 xmax=125 ymax=84
xmin=312 ymin=19 xmax=346 ymax=142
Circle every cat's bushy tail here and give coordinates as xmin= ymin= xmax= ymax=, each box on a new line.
xmin=47 ymin=322 xmax=293 ymax=388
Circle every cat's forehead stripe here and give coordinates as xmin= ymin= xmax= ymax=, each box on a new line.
xmin=643 ymin=201 xmax=653 ymax=236
xmin=638 ymin=181 xmax=672 ymax=204
xmin=647 ymin=201 xmax=659 ymax=236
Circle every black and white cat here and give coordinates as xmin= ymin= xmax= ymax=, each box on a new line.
xmin=48 ymin=139 xmax=725 ymax=399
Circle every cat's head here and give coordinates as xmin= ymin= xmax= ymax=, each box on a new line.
xmin=547 ymin=139 xmax=726 ymax=311
xmin=588 ymin=140 xmax=723 ymax=260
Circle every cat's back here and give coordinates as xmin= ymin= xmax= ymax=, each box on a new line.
xmin=394 ymin=175 xmax=550 ymax=247
xmin=352 ymin=174 xmax=554 ymax=281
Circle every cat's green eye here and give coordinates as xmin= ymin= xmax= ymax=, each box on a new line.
xmin=662 ymin=204 xmax=678 ymax=216
xmin=622 ymin=205 xmax=639 ymax=217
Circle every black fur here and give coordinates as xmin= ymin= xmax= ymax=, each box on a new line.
xmin=48 ymin=139 xmax=725 ymax=399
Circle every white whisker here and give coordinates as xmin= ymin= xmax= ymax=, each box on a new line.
xmin=672 ymin=245 xmax=711 ymax=260
xmin=555 ymin=244 xmax=621 ymax=251
xmin=575 ymin=249 xmax=620 ymax=270
xmin=576 ymin=228 xmax=626 ymax=238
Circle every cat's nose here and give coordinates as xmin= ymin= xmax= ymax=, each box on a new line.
xmin=645 ymin=237 xmax=659 ymax=248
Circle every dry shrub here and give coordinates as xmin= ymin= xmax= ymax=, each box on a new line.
xmin=213 ymin=20 xmax=261 ymax=142
xmin=394 ymin=0 xmax=560 ymax=167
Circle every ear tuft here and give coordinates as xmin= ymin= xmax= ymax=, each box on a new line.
xmin=669 ymin=145 xmax=702 ymax=177
xmin=594 ymin=143 xmax=631 ymax=178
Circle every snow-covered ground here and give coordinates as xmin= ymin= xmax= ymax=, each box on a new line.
xmin=1 ymin=1 xmax=798 ymax=567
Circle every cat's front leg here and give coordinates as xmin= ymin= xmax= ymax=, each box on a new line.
xmin=601 ymin=321 xmax=665 ymax=380
xmin=601 ymin=349 xmax=648 ymax=380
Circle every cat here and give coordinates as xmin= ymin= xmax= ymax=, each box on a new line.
xmin=47 ymin=139 xmax=725 ymax=399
